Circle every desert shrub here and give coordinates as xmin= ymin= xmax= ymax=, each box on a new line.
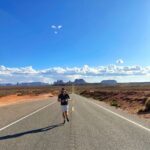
xmin=32 ymin=90 xmax=42 ymax=96
xmin=80 ymin=90 xmax=88 ymax=95
xmin=138 ymin=97 xmax=150 ymax=113
xmin=110 ymin=99 xmax=120 ymax=108
xmin=17 ymin=93 xmax=23 ymax=96
xmin=17 ymin=91 xmax=30 ymax=96
xmin=145 ymin=97 xmax=150 ymax=111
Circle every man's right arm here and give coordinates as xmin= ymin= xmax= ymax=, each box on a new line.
xmin=58 ymin=95 xmax=61 ymax=102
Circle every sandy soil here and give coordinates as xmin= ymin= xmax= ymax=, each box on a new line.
xmin=0 ymin=93 xmax=54 ymax=107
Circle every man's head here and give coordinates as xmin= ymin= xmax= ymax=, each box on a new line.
xmin=61 ymin=88 xmax=66 ymax=94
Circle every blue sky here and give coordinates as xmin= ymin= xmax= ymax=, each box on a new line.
xmin=0 ymin=0 xmax=150 ymax=83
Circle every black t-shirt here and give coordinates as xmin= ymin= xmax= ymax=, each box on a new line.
xmin=58 ymin=93 xmax=70 ymax=105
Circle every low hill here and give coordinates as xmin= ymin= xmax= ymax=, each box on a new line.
xmin=101 ymin=80 xmax=117 ymax=85
xmin=74 ymin=79 xmax=86 ymax=85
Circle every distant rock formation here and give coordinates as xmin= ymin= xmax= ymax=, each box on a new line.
xmin=74 ymin=79 xmax=86 ymax=85
xmin=0 ymin=83 xmax=14 ymax=86
xmin=53 ymin=79 xmax=87 ymax=85
xmin=66 ymin=80 xmax=72 ymax=85
xmin=17 ymin=82 xmax=49 ymax=86
xmin=53 ymin=80 xmax=65 ymax=85
xmin=0 ymin=82 xmax=49 ymax=87
xmin=101 ymin=80 xmax=117 ymax=86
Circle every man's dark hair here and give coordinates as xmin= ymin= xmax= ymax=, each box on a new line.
xmin=61 ymin=88 xmax=65 ymax=91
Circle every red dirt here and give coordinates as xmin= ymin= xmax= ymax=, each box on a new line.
xmin=0 ymin=93 xmax=54 ymax=107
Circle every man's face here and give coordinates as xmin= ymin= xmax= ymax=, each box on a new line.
xmin=62 ymin=90 xmax=66 ymax=94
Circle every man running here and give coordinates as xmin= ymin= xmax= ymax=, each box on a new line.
xmin=58 ymin=88 xmax=70 ymax=124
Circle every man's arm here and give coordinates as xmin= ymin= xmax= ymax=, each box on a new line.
xmin=67 ymin=94 xmax=71 ymax=100
xmin=58 ymin=95 xmax=61 ymax=102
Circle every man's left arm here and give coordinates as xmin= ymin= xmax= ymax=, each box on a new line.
xmin=67 ymin=94 xmax=71 ymax=100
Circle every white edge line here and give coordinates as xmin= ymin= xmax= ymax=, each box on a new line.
xmin=0 ymin=101 xmax=56 ymax=132
xmin=87 ymin=99 xmax=150 ymax=132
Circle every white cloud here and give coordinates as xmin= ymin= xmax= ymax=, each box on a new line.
xmin=0 ymin=66 xmax=37 ymax=75
xmin=51 ymin=24 xmax=63 ymax=34
xmin=51 ymin=25 xmax=56 ymax=29
xmin=51 ymin=25 xmax=62 ymax=29
xmin=116 ymin=59 xmax=124 ymax=64
xmin=58 ymin=25 xmax=62 ymax=29
xmin=0 ymin=65 xmax=150 ymax=83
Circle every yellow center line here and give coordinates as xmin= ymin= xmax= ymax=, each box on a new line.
xmin=71 ymin=98 xmax=75 ymax=112
xmin=71 ymin=106 xmax=75 ymax=112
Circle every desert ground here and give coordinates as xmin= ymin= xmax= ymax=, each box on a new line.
xmin=0 ymin=84 xmax=150 ymax=118
xmin=75 ymin=84 xmax=150 ymax=119
xmin=0 ymin=86 xmax=71 ymax=107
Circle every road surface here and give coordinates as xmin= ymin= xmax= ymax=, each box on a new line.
xmin=0 ymin=94 xmax=150 ymax=150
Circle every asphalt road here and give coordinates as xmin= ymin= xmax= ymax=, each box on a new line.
xmin=0 ymin=94 xmax=150 ymax=150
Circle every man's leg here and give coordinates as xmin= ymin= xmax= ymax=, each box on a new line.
xmin=62 ymin=112 xmax=66 ymax=124
xmin=65 ymin=111 xmax=69 ymax=122
xmin=62 ymin=112 xmax=65 ymax=119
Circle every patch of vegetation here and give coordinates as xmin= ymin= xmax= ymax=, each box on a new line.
xmin=17 ymin=91 xmax=31 ymax=96
xmin=138 ymin=97 xmax=150 ymax=114
xmin=145 ymin=98 xmax=150 ymax=111
xmin=110 ymin=99 xmax=120 ymax=108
